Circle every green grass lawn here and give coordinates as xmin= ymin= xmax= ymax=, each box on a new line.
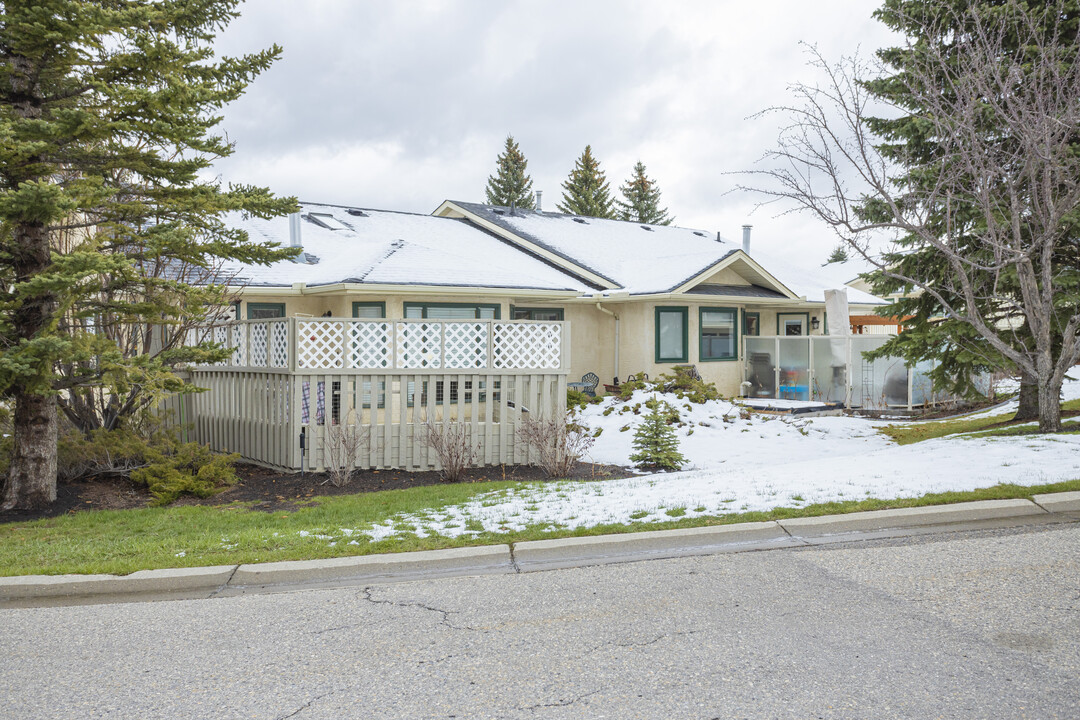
xmin=3 ymin=475 xmax=1079 ymax=578
xmin=878 ymin=398 xmax=1080 ymax=445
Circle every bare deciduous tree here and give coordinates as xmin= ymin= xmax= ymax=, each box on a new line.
xmin=743 ymin=0 xmax=1080 ymax=432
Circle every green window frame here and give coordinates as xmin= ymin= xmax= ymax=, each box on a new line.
xmin=352 ymin=301 xmax=386 ymax=318
xmin=743 ymin=311 xmax=760 ymax=337
xmin=699 ymin=307 xmax=738 ymax=362
xmin=246 ymin=302 xmax=286 ymax=319
xmin=777 ymin=312 xmax=810 ymax=336
xmin=402 ymin=302 xmax=501 ymax=320
xmin=510 ymin=306 xmax=564 ymax=321
xmin=654 ymin=306 xmax=689 ymax=363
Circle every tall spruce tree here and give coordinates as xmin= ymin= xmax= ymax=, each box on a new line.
xmin=860 ymin=0 xmax=1080 ymax=419
xmin=616 ymin=161 xmax=672 ymax=225
xmin=484 ymin=135 xmax=534 ymax=209
xmin=557 ymin=145 xmax=615 ymax=218
xmin=0 ymin=1 xmax=297 ymax=509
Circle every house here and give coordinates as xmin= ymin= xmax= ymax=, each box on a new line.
xmin=217 ymin=200 xmax=885 ymax=397
xmin=180 ymin=199 xmax=909 ymax=472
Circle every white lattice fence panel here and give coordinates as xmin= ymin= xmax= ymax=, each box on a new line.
xmin=444 ymin=322 xmax=488 ymax=368
xmin=493 ymin=323 xmax=562 ymax=369
xmin=348 ymin=321 xmax=392 ymax=368
xmin=298 ymin=321 xmax=344 ymax=369
xmin=270 ymin=321 xmax=290 ymax=368
xmin=395 ymin=322 xmax=442 ymax=368
xmin=230 ymin=324 xmax=248 ymax=366
xmin=250 ymin=322 xmax=269 ymax=367
xmin=212 ymin=325 xmax=230 ymax=366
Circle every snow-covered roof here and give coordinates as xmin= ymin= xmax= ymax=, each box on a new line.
xmin=450 ymin=201 xmax=738 ymax=295
xmin=220 ymin=203 xmax=595 ymax=292
xmin=448 ymin=201 xmax=884 ymax=305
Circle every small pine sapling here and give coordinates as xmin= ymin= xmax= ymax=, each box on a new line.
xmin=629 ymin=400 xmax=686 ymax=471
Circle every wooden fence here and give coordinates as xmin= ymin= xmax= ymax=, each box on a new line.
xmin=163 ymin=319 xmax=569 ymax=472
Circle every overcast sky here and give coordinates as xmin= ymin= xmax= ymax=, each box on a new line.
xmin=210 ymin=0 xmax=899 ymax=270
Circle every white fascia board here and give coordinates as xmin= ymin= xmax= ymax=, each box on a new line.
xmin=233 ymin=282 xmax=583 ymax=300
xmin=433 ymin=200 xmax=619 ymax=291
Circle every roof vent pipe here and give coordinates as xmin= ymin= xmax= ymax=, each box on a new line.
xmin=742 ymin=225 xmax=752 ymax=254
xmin=535 ymin=190 xmax=543 ymax=213
xmin=289 ymin=212 xmax=302 ymax=248
xmin=510 ymin=199 xmax=516 ymax=216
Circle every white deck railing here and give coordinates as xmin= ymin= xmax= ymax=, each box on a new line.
xmin=193 ymin=318 xmax=568 ymax=373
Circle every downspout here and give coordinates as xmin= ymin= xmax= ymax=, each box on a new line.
xmin=595 ymin=302 xmax=619 ymax=383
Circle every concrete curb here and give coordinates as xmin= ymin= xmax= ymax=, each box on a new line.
xmin=514 ymin=521 xmax=791 ymax=571
xmin=3 ymin=492 xmax=1079 ymax=607
xmin=0 ymin=565 xmax=237 ymax=607
xmin=225 ymin=544 xmax=513 ymax=594
xmin=1033 ymin=491 xmax=1080 ymax=513
xmin=778 ymin=498 xmax=1045 ymax=537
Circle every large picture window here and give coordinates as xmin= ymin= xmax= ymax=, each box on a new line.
xmin=654 ymin=306 xmax=688 ymax=363
xmin=403 ymin=302 xmax=500 ymax=320
xmin=700 ymin=307 xmax=738 ymax=361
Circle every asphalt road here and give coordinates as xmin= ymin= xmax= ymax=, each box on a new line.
xmin=3 ymin=523 xmax=1078 ymax=720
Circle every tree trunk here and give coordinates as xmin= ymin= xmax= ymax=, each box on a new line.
xmin=1013 ymin=374 xmax=1039 ymax=422
xmin=2 ymin=391 xmax=58 ymax=509
xmin=1037 ymin=377 xmax=1063 ymax=433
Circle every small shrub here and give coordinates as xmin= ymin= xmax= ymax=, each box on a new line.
xmin=322 ymin=422 xmax=370 ymax=487
xmin=655 ymin=366 xmax=721 ymax=404
xmin=629 ymin=400 xmax=686 ymax=471
xmin=567 ymin=388 xmax=601 ymax=410
xmin=422 ymin=419 xmax=479 ymax=483
xmin=516 ymin=414 xmax=596 ymax=478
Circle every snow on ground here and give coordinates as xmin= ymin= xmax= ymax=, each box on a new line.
xmin=289 ymin=371 xmax=1080 ymax=546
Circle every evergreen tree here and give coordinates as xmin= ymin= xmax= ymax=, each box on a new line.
xmin=616 ymin=161 xmax=672 ymax=225
xmin=629 ymin=400 xmax=685 ymax=471
xmin=557 ymin=145 xmax=615 ymax=218
xmin=484 ymin=135 xmax=534 ymax=209
xmin=859 ymin=0 xmax=1080 ymax=422
xmin=823 ymin=245 xmax=849 ymax=265
xmin=0 ymin=1 xmax=297 ymax=509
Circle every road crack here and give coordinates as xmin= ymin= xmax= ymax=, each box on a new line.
xmin=274 ymin=689 xmax=335 ymax=720
xmin=359 ymin=587 xmax=485 ymax=632
xmin=521 ymin=688 xmax=600 ymax=711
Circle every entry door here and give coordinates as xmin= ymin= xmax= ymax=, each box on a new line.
xmin=778 ymin=313 xmax=807 ymax=336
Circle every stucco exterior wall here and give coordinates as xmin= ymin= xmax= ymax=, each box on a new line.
xmin=234 ymin=291 xmax=840 ymax=397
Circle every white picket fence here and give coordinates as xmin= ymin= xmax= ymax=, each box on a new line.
xmin=165 ymin=319 xmax=569 ymax=472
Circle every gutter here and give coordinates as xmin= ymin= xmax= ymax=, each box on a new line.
xmin=595 ymin=302 xmax=619 ymax=383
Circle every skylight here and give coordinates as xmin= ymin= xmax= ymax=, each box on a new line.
xmin=572 ymin=217 xmax=588 ymax=224
xmin=640 ymin=225 xmax=654 ymax=232
xmin=693 ymin=231 xmax=706 ymax=237
xmin=346 ymin=208 xmax=368 ymax=217
xmin=307 ymin=213 xmax=349 ymax=231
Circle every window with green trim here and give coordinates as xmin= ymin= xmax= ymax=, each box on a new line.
xmin=403 ymin=302 xmax=500 ymax=319
xmin=743 ymin=311 xmax=760 ymax=337
xmin=511 ymin=306 xmax=564 ymax=321
xmin=654 ymin=306 xmax=688 ymax=363
xmin=247 ymin=302 xmax=285 ymax=319
xmin=352 ymin=301 xmax=386 ymax=319
xmin=699 ymin=307 xmax=738 ymax=361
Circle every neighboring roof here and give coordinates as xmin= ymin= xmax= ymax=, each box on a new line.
xmin=220 ymin=203 xmax=595 ymax=292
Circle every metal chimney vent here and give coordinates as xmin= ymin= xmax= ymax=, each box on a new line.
xmin=742 ymin=225 xmax=752 ymax=253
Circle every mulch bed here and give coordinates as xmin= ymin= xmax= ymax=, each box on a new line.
xmin=0 ymin=461 xmax=633 ymax=525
